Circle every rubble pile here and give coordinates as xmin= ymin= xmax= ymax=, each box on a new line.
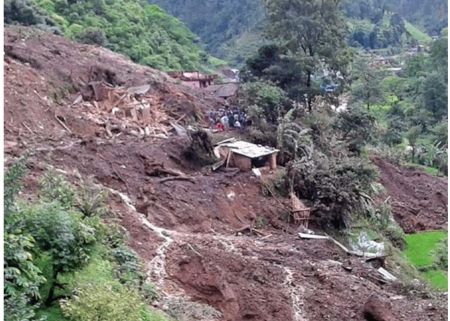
xmin=73 ymin=81 xmax=176 ymax=139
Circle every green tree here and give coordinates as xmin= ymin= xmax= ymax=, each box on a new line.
xmin=21 ymin=202 xmax=96 ymax=305
xmin=406 ymin=125 xmax=422 ymax=161
xmin=420 ymin=72 xmax=448 ymax=119
xmin=350 ymin=58 xmax=383 ymax=110
xmin=4 ymin=160 xmax=45 ymax=321
xmin=264 ymin=0 xmax=350 ymax=110
xmin=333 ymin=107 xmax=375 ymax=153
xmin=239 ymin=81 xmax=290 ymax=124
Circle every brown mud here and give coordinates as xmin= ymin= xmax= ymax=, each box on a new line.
xmin=371 ymin=156 xmax=447 ymax=233
xmin=4 ymin=27 xmax=447 ymax=321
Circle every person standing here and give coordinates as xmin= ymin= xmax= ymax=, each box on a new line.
xmin=221 ymin=114 xmax=229 ymax=131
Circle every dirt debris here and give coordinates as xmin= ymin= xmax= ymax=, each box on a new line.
xmin=4 ymin=26 xmax=448 ymax=321
xmin=371 ymin=156 xmax=448 ymax=233
xmin=363 ymin=295 xmax=398 ymax=321
xmin=4 ymin=26 xmax=223 ymax=143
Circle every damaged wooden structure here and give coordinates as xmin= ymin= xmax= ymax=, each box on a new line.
xmin=215 ymin=139 xmax=279 ymax=171
xmin=290 ymin=192 xmax=311 ymax=228
xmin=168 ymin=71 xmax=216 ymax=89
xmin=72 ymin=81 xmax=178 ymax=138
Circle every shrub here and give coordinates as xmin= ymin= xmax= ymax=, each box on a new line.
xmin=76 ymin=28 xmax=108 ymax=46
xmin=76 ymin=178 xmax=109 ymax=218
xmin=110 ymin=246 xmax=145 ymax=287
xmin=433 ymin=238 xmax=448 ymax=270
xmin=39 ymin=170 xmax=76 ymax=209
xmin=288 ymin=154 xmax=377 ymax=229
xmin=163 ymin=297 xmax=222 ymax=321
xmin=239 ymin=81 xmax=291 ymax=124
xmin=20 ymin=202 xmax=96 ymax=304
xmin=61 ymin=283 xmax=160 ymax=321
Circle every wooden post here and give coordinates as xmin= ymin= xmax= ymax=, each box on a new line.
xmin=269 ymin=153 xmax=277 ymax=170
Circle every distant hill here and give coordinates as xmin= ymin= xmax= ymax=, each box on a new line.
xmin=149 ymin=0 xmax=447 ymax=65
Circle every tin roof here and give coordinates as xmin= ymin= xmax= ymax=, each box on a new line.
xmin=219 ymin=140 xmax=279 ymax=158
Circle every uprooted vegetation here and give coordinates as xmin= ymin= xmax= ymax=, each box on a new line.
xmin=4 ymin=26 xmax=448 ymax=321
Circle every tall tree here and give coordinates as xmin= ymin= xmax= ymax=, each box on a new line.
xmin=263 ymin=0 xmax=350 ymax=110
xmin=350 ymin=57 xmax=383 ymax=110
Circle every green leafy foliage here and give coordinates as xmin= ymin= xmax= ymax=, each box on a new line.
xmin=4 ymin=159 xmax=45 ymax=321
xmin=239 ymin=81 xmax=290 ymax=124
xmin=60 ymin=283 xmax=159 ymax=321
xmin=5 ymin=0 xmax=61 ymax=33
xmin=288 ymin=154 xmax=377 ymax=229
xmin=110 ymin=245 xmax=145 ymax=287
xmin=5 ymin=166 xmax=165 ymax=320
xmin=39 ymin=170 xmax=76 ymax=209
xmin=333 ymin=107 xmax=375 ymax=153
xmin=264 ymin=0 xmax=350 ymax=110
xmin=32 ymin=0 xmax=218 ymax=71
xmin=75 ymin=178 xmax=109 ymax=218
xmin=241 ymin=45 xmax=306 ymax=100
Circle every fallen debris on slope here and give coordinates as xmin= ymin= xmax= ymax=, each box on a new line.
xmin=371 ymin=156 xmax=448 ymax=233
xmin=4 ymin=26 xmax=224 ymax=143
xmin=4 ymin=26 xmax=448 ymax=321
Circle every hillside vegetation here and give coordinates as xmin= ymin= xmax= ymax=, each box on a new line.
xmin=5 ymin=0 xmax=224 ymax=72
xmin=150 ymin=0 xmax=446 ymax=65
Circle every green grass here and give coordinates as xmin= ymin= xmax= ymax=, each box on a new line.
xmin=59 ymin=245 xmax=115 ymax=293
xmin=424 ymin=270 xmax=448 ymax=291
xmin=405 ymin=21 xmax=432 ymax=44
xmin=405 ymin=231 xmax=447 ymax=266
xmin=404 ymin=163 xmax=440 ymax=176
xmin=404 ymin=230 xmax=448 ymax=290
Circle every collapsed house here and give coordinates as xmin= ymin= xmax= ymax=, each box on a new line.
xmin=168 ymin=71 xmax=216 ymax=89
xmin=215 ymin=139 xmax=279 ymax=171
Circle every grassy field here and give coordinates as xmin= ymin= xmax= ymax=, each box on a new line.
xmin=405 ymin=21 xmax=432 ymax=44
xmin=404 ymin=230 xmax=448 ymax=290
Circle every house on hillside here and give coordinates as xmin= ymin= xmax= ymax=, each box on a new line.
xmin=215 ymin=139 xmax=279 ymax=171
xmin=168 ymin=71 xmax=216 ymax=89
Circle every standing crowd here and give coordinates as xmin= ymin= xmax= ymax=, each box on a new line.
xmin=208 ymin=106 xmax=250 ymax=132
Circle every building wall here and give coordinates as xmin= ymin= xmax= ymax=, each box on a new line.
xmin=232 ymin=154 xmax=252 ymax=171
xmin=181 ymin=80 xmax=201 ymax=89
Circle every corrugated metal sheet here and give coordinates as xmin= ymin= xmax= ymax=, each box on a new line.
xmin=219 ymin=140 xmax=278 ymax=158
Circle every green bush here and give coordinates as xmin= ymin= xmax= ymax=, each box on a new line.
xmin=5 ymin=159 xmax=45 ymax=321
xmin=61 ymin=283 xmax=162 ymax=321
xmin=110 ymin=245 xmax=145 ymax=287
xmin=288 ymin=153 xmax=377 ymax=229
xmin=39 ymin=170 xmax=76 ymax=209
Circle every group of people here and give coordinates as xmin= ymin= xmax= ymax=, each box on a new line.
xmin=208 ymin=107 xmax=249 ymax=132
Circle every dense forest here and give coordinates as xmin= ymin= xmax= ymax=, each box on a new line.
xmin=4 ymin=0 xmax=225 ymax=71
xmin=150 ymin=0 xmax=447 ymax=64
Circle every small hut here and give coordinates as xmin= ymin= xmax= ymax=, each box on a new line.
xmin=216 ymin=140 xmax=279 ymax=171
xmin=290 ymin=192 xmax=311 ymax=228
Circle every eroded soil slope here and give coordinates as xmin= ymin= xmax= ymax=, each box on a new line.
xmin=4 ymin=27 xmax=447 ymax=321
xmin=372 ymin=156 xmax=448 ymax=233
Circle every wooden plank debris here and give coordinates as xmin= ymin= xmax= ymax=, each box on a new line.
xmin=72 ymin=81 xmax=175 ymax=139
xmin=377 ymin=267 xmax=397 ymax=282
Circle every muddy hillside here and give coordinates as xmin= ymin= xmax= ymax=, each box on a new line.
xmin=4 ymin=26 xmax=447 ymax=321
xmin=372 ymin=156 xmax=448 ymax=233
